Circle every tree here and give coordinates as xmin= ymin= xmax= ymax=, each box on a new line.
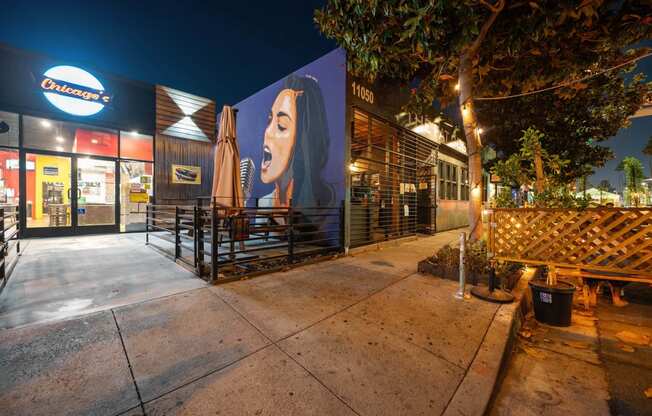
xmin=617 ymin=157 xmax=645 ymax=206
xmin=597 ymin=179 xmax=615 ymax=204
xmin=644 ymin=136 xmax=652 ymax=178
xmin=478 ymin=72 xmax=651 ymax=183
xmin=316 ymin=1 xmax=652 ymax=240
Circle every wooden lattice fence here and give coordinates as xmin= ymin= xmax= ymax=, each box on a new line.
xmin=488 ymin=208 xmax=652 ymax=279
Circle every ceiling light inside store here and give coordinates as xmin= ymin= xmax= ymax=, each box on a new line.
xmin=131 ymin=130 xmax=138 ymax=135
xmin=91 ymin=139 xmax=98 ymax=144
xmin=55 ymin=136 xmax=65 ymax=142
xmin=41 ymin=120 xmax=52 ymax=128
xmin=55 ymin=146 xmax=64 ymax=152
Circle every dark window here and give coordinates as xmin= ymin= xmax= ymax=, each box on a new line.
xmin=461 ymin=168 xmax=469 ymax=201
xmin=0 ymin=111 xmax=19 ymax=147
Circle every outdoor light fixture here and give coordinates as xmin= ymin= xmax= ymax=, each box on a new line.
xmin=477 ymin=127 xmax=484 ymax=134
xmin=454 ymin=82 xmax=460 ymax=91
xmin=41 ymin=120 xmax=52 ymax=128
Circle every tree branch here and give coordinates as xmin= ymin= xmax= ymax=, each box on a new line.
xmin=468 ymin=0 xmax=506 ymax=55
xmin=479 ymin=0 xmax=503 ymax=13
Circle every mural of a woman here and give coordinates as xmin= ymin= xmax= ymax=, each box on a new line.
xmin=259 ymin=74 xmax=334 ymax=210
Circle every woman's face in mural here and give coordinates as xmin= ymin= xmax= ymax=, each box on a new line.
xmin=261 ymin=89 xmax=298 ymax=184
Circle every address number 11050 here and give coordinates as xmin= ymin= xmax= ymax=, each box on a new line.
xmin=351 ymin=81 xmax=374 ymax=104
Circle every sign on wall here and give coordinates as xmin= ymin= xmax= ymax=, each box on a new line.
xmin=39 ymin=66 xmax=112 ymax=116
xmin=171 ymin=164 xmax=201 ymax=185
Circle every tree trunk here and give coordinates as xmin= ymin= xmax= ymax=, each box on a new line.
xmin=533 ymin=145 xmax=544 ymax=194
xmin=459 ymin=54 xmax=483 ymax=241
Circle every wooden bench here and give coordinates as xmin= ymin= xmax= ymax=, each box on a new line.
xmin=555 ymin=267 xmax=652 ymax=309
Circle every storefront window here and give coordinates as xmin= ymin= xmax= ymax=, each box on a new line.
xmin=0 ymin=148 xmax=20 ymax=205
xmin=0 ymin=111 xmax=19 ymax=147
xmin=120 ymin=131 xmax=153 ymax=161
xmin=461 ymin=168 xmax=469 ymax=201
xmin=23 ymin=115 xmax=118 ymax=157
xmin=120 ymin=161 xmax=153 ymax=232
xmin=439 ymin=161 xmax=459 ymax=200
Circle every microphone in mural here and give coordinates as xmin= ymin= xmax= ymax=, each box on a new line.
xmin=240 ymin=157 xmax=255 ymax=202
xmin=259 ymin=74 xmax=334 ymax=212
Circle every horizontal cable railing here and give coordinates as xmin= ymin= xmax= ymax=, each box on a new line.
xmin=0 ymin=205 xmax=20 ymax=295
xmin=146 ymin=198 xmax=344 ymax=283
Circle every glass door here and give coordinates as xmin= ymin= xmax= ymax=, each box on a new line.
xmin=25 ymin=152 xmax=73 ymax=231
xmin=22 ymin=152 xmax=119 ymax=237
xmin=76 ymin=157 xmax=118 ymax=230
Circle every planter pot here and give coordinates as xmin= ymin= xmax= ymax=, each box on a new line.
xmin=529 ymin=279 xmax=576 ymax=326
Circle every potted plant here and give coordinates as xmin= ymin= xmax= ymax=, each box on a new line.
xmin=528 ymin=265 xmax=576 ymax=326
xmin=419 ymin=240 xmax=524 ymax=290
xmin=418 ymin=244 xmax=460 ymax=280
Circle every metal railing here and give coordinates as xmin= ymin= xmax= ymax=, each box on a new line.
xmin=0 ymin=205 xmax=20 ymax=294
xmin=146 ymin=199 xmax=344 ymax=283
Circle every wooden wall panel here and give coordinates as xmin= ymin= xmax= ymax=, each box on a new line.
xmin=155 ymin=134 xmax=214 ymax=204
xmin=156 ymin=85 xmax=215 ymax=142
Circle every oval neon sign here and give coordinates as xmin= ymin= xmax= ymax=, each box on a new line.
xmin=40 ymin=66 xmax=110 ymax=116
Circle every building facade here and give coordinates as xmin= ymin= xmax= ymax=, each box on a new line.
xmin=0 ymin=45 xmax=215 ymax=237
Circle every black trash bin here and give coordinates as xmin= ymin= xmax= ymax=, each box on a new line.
xmin=529 ymin=279 xmax=575 ymax=326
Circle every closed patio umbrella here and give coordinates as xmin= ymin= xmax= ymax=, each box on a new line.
xmin=212 ymin=105 xmax=243 ymax=208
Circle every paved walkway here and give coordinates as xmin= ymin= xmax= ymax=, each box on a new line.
xmin=0 ymin=233 xmax=205 ymax=329
xmin=490 ymin=285 xmax=652 ymax=416
xmin=0 ymin=229 xmax=514 ymax=416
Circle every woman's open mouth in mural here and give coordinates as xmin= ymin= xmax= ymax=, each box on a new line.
xmin=262 ymin=145 xmax=272 ymax=171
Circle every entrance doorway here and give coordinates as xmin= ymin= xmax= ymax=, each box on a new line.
xmin=23 ymin=152 xmax=119 ymax=237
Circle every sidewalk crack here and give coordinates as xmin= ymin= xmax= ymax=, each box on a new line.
xmin=111 ymin=310 xmax=146 ymax=415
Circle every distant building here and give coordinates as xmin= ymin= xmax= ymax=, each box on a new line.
xmin=577 ymin=187 xmax=622 ymax=206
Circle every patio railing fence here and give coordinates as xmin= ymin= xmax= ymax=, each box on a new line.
xmin=488 ymin=207 xmax=652 ymax=280
xmin=146 ymin=198 xmax=344 ymax=283
xmin=0 ymin=205 xmax=20 ymax=294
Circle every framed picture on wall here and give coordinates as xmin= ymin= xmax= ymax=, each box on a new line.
xmin=171 ymin=165 xmax=201 ymax=185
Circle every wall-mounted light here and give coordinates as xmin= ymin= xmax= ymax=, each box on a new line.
xmin=461 ymin=105 xmax=469 ymax=117
xmin=477 ymin=127 xmax=484 ymax=135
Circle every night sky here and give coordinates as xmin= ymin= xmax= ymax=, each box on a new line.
xmin=1 ymin=1 xmax=649 ymax=191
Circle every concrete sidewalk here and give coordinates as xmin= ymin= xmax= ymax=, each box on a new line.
xmin=0 ymin=229 xmax=518 ymax=416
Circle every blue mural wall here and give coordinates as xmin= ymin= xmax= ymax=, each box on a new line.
xmin=232 ymin=49 xmax=346 ymax=209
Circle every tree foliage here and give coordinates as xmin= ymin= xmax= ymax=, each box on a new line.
xmin=644 ymin=135 xmax=652 ymax=156
xmin=316 ymin=1 xmax=652 ymax=111
xmin=598 ymin=179 xmax=615 ymax=193
xmin=617 ymin=156 xmax=646 ymax=206
xmin=478 ymin=71 xmax=651 ymax=182
xmin=315 ymin=1 xmax=652 ymax=236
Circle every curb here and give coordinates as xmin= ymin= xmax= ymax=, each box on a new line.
xmin=442 ymin=276 xmax=530 ymax=416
